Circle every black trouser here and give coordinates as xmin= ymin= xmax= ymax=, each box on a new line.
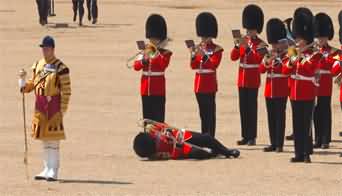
xmin=239 ymin=88 xmax=258 ymax=140
xmin=291 ymin=100 xmax=314 ymax=158
xmin=195 ymin=93 xmax=216 ymax=137
xmin=187 ymin=132 xmax=234 ymax=159
xmin=72 ymin=0 xmax=85 ymax=21
xmin=266 ymin=97 xmax=287 ymax=148
xmin=142 ymin=96 xmax=165 ymax=123
xmin=313 ymin=96 xmax=332 ymax=145
xmin=86 ymin=0 xmax=98 ymax=20
xmin=36 ymin=0 xmax=49 ymax=24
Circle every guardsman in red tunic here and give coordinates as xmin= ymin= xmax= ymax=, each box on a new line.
xmin=189 ymin=12 xmax=223 ymax=137
xmin=230 ymin=4 xmax=266 ymax=145
xmin=133 ymin=14 xmax=172 ymax=123
xmin=260 ymin=18 xmax=289 ymax=152
xmin=133 ymin=119 xmax=240 ymax=160
xmin=282 ymin=8 xmax=319 ymax=163
xmin=312 ymin=13 xmax=338 ymax=149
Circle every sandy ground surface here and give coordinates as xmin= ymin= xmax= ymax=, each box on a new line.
xmin=1 ymin=0 xmax=342 ymax=195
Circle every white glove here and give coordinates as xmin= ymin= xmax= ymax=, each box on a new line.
xmin=18 ymin=79 xmax=26 ymax=88
xmin=18 ymin=69 xmax=27 ymax=89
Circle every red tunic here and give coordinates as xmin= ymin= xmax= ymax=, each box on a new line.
xmin=147 ymin=123 xmax=193 ymax=159
xmin=315 ymin=46 xmax=339 ymax=97
xmin=230 ymin=36 xmax=266 ymax=88
xmin=190 ymin=42 xmax=223 ymax=93
xmin=133 ymin=49 xmax=172 ymax=96
xmin=282 ymin=49 xmax=320 ymax=101
xmin=331 ymin=48 xmax=342 ymax=102
xmin=259 ymin=55 xmax=289 ymax=98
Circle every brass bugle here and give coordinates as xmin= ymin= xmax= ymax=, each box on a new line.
xmin=126 ymin=38 xmax=171 ymax=69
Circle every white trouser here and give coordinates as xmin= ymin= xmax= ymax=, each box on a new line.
xmin=36 ymin=141 xmax=60 ymax=179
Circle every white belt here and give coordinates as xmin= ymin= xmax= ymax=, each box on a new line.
xmin=318 ymin=69 xmax=331 ymax=75
xmin=267 ymin=73 xmax=288 ymax=79
xmin=239 ymin=63 xmax=259 ymax=69
xmin=196 ymin=69 xmax=215 ymax=74
xmin=142 ymin=71 xmax=164 ymax=76
xmin=290 ymin=74 xmax=314 ymax=81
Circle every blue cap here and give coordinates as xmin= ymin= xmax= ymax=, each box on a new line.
xmin=39 ymin=36 xmax=55 ymax=48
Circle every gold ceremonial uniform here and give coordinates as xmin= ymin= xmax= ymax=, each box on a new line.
xmin=22 ymin=57 xmax=71 ymax=140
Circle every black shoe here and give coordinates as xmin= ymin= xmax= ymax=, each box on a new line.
xmin=73 ymin=13 xmax=77 ymax=22
xmin=247 ymin=139 xmax=256 ymax=146
xmin=321 ymin=144 xmax=329 ymax=149
xmin=309 ymin=148 xmax=314 ymax=155
xmin=275 ymin=147 xmax=283 ymax=153
xmin=286 ymin=134 xmax=294 ymax=141
xmin=34 ymin=176 xmax=46 ymax=180
xmin=46 ymin=177 xmax=57 ymax=182
xmin=88 ymin=14 xmax=91 ymax=21
xmin=290 ymin=156 xmax=304 ymax=163
xmin=92 ymin=18 xmax=97 ymax=24
xmin=42 ymin=19 xmax=48 ymax=26
xmin=313 ymin=143 xmax=321 ymax=148
xmin=304 ymin=155 xmax=311 ymax=163
xmin=228 ymin=149 xmax=240 ymax=158
xmin=39 ymin=18 xmax=44 ymax=26
xmin=237 ymin=139 xmax=248 ymax=145
xmin=263 ymin=145 xmax=276 ymax=152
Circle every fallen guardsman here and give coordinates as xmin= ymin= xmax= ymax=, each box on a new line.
xmin=133 ymin=119 xmax=240 ymax=160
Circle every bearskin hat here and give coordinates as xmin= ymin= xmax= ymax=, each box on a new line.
xmin=242 ymin=4 xmax=264 ymax=33
xmin=266 ymin=18 xmax=287 ymax=44
xmin=133 ymin=132 xmax=156 ymax=158
xmin=292 ymin=7 xmax=314 ymax=44
xmin=314 ymin=12 xmax=334 ymax=40
xmin=196 ymin=12 xmax=218 ymax=38
xmin=145 ymin=14 xmax=167 ymax=40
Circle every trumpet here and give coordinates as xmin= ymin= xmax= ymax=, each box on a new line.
xmin=287 ymin=39 xmax=320 ymax=65
xmin=191 ymin=38 xmax=213 ymax=56
xmin=263 ymin=48 xmax=288 ymax=67
xmin=126 ymin=38 xmax=171 ymax=69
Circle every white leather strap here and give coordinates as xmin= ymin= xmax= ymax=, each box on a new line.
xmin=266 ymin=73 xmax=288 ymax=79
xmin=240 ymin=63 xmax=259 ymax=69
xmin=142 ymin=71 xmax=165 ymax=76
xmin=196 ymin=69 xmax=215 ymax=74
xmin=318 ymin=69 xmax=331 ymax=75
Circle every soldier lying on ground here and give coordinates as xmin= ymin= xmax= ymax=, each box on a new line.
xmin=133 ymin=119 xmax=240 ymax=160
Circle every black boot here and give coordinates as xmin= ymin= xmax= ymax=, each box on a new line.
xmin=227 ymin=149 xmax=240 ymax=158
xmin=237 ymin=139 xmax=248 ymax=145
xmin=79 ymin=17 xmax=83 ymax=26
xmin=290 ymin=156 xmax=304 ymax=163
xmin=247 ymin=139 xmax=256 ymax=146
xmin=73 ymin=13 xmax=77 ymax=22
xmin=321 ymin=144 xmax=329 ymax=149
xmin=313 ymin=143 xmax=321 ymax=148
xmin=263 ymin=145 xmax=276 ymax=152
xmin=92 ymin=18 xmax=97 ymax=24
xmin=275 ymin=147 xmax=283 ymax=153
xmin=286 ymin=134 xmax=294 ymax=141
xmin=303 ymin=155 xmax=311 ymax=163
